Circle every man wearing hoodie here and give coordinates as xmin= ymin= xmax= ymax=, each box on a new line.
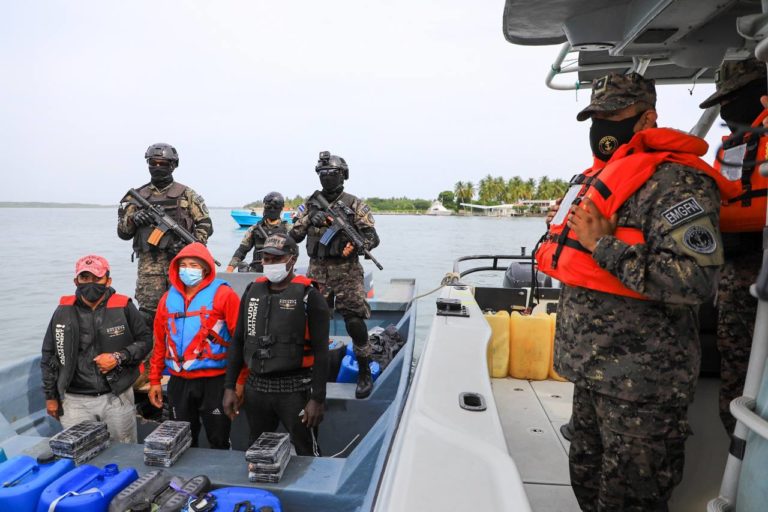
xmin=149 ymin=242 xmax=244 ymax=449
xmin=41 ymin=255 xmax=152 ymax=443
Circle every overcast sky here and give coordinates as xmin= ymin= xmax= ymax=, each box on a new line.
xmin=0 ymin=1 xmax=727 ymax=206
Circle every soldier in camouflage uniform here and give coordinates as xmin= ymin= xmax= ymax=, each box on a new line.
xmin=699 ymin=58 xmax=766 ymax=435
xmin=226 ymin=192 xmax=289 ymax=273
xmin=548 ymin=73 xmax=724 ymax=511
xmin=117 ymin=143 xmax=213 ymax=322
xmin=290 ymin=151 xmax=380 ymax=399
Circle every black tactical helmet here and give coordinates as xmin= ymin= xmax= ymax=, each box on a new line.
xmin=263 ymin=191 xmax=285 ymax=210
xmin=145 ymin=143 xmax=180 ymax=169
xmin=315 ymin=151 xmax=349 ymax=179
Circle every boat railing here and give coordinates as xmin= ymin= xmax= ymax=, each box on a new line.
xmin=452 ymin=253 xmax=532 ymax=278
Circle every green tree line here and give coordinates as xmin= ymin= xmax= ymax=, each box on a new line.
xmin=450 ymin=175 xmax=569 ymax=207
xmin=241 ymin=175 xmax=569 ymax=213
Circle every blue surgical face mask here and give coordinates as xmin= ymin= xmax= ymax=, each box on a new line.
xmin=179 ymin=267 xmax=204 ymax=287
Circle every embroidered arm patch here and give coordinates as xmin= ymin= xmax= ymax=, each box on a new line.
xmin=669 ymin=217 xmax=724 ymax=267
xmin=661 ymin=197 xmax=704 ymax=228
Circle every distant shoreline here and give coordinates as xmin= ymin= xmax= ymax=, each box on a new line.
xmin=0 ymin=202 xmax=239 ymax=209
xmin=0 ymin=202 xmax=545 ymax=217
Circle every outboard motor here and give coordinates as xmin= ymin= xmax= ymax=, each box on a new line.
xmin=502 ymin=258 xmax=555 ymax=289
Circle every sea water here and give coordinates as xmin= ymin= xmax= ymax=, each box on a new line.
xmin=0 ymin=207 xmax=545 ymax=363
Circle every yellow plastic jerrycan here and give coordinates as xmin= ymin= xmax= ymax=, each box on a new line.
xmin=484 ymin=310 xmax=510 ymax=377
xmin=545 ymin=312 xmax=568 ymax=382
xmin=509 ymin=312 xmax=552 ymax=380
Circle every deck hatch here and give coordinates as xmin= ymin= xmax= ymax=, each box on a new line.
xmin=459 ymin=392 xmax=487 ymax=412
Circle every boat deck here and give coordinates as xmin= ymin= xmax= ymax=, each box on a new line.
xmin=492 ymin=377 xmax=580 ymax=511
xmin=492 ymin=375 xmax=730 ymax=512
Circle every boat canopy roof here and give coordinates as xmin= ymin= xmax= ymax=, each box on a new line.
xmin=503 ymin=0 xmax=761 ymax=87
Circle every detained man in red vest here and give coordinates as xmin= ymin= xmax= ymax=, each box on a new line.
xmin=536 ymin=72 xmax=726 ymax=510
xmin=223 ymin=233 xmax=330 ymax=456
xmin=149 ymin=242 xmax=245 ymax=449
xmin=41 ymin=255 xmax=152 ymax=443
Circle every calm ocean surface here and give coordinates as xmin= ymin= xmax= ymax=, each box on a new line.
xmin=0 ymin=208 xmax=545 ymax=363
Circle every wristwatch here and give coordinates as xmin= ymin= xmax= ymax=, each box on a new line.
xmin=111 ymin=352 xmax=124 ymax=367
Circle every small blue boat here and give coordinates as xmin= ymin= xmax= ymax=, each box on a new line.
xmin=230 ymin=209 xmax=294 ymax=228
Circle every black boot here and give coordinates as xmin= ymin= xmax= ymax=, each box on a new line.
xmin=355 ymin=357 xmax=373 ymax=399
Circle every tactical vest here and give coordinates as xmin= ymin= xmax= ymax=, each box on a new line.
xmin=132 ymin=182 xmax=195 ymax=253
xmin=306 ymin=191 xmax=358 ymax=258
xmin=716 ymin=110 xmax=768 ymax=233
xmin=536 ymin=128 xmax=731 ymax=300
xmin=53 ymin=293 xmax=137 ymax=396
xmin=251 ymin=221 xmax=289 ymax=268
xmin=163 ymin=279 xmax=232 ymax=373
xmin=243 ymin=276 xmax=315 ymax=375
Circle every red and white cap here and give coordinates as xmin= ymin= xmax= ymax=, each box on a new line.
xmin=75 ymin=255 xmax=110 ymax=278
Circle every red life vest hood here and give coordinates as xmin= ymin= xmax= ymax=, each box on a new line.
xmin=169 ymin=242 xmax=218 ymax=294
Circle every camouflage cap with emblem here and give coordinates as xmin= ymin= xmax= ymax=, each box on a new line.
xmin=258 ymin=232 xmax=299 ymax=256
xmin=576 ymin=72 xmax=657 ymax=121
xmin=699 ymin=57 xmax=767 ymax=109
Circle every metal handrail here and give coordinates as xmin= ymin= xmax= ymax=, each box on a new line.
xmin=730 ymin=397 xmax=768 ymax=440
xmin=451 ymin=254 xmax=532 ymax=276
xmin=545 ymin=42 xmax=713 ymax=91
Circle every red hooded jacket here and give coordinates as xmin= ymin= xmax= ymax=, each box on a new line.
xmin=150 ymin=242 xmax=247 ymax=385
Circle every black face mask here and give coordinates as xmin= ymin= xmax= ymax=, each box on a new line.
xmin=149 ymin=167 xmax=174 ymax=189
xmin=319 ymin=174 xmax=344 ymax=196
xmin=720 ymin=80 xmax=766 ymax=133
xmin=77 ymin=282 xmax=107 ymax=303
xmin=589 ymin=112 xmax=644 ymax=162
xmin=263 ymin=207 xmax=281 ymax=221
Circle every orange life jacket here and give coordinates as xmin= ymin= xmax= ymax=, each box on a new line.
xmin=535 ymin=128 xmax=731 ymax=299
xmin=715 ymin=110 xmax=768 ymax=233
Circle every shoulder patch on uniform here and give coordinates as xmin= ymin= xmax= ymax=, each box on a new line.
xmin=682 ymin=225 xmax=717 ymax=254
xmin=196 ymin=195 xmax=209 ymax=215
xmin=661 ymin=198 xmax=704 ymax=228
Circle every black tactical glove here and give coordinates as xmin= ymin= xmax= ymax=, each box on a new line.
xmin=310 ymin=210 xmax=329 ymax=227
xmin=169 ymin=239 xmax=187 ymax=255
xmin=132 ymin=209 xmax=153 ymax=227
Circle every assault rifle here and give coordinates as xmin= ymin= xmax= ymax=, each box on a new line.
xmin=254 ymin=222 xmax=269 ymax=240
xmin=126 ymin=188 xmax=221 ymax=266
xmin=311 ymin=191 xmax=383 ymax=270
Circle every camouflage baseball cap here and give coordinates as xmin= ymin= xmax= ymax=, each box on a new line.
xmin=258 ymin=233 xmax=299 ymax=256
xmin=699 ymin=57 xmax=767 ymax=108
xmin=576 ymin=72 xmax=657 ymax=121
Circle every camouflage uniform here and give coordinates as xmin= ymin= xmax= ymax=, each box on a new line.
xmin=228 ymin=220 xmax=288 ymax=272
xmin=290 ymin=191 xmax=378 ymax=323
xmin=701 ymin=58 xmax=767 ymax=434
xmin=557 ymin=73 xmax=724 ymax=511
xmin=117 ymin=182 xmax=212 ymax=316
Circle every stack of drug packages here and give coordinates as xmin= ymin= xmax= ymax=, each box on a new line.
xmin=245 ymin=432 xmax=291 ymax=483
xmin=143 ymin=421 xmax=192 ymax=467
xmin=49 ymin=421 xmax=110 ymax=465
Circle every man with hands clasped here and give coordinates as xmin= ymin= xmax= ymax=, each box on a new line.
xmin=536 ymin=72 xmax=727 ymax=511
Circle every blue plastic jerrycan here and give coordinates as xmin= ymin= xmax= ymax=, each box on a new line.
xmin=336 ymin=353 xmax=381 ymax=384
xmin=209 ymin=487 xmax=282 ymax=512
xmin=0 ymin=455 xmax=74 ymax=510
xmin=37 ymin=463 xmax=138 ymax=512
